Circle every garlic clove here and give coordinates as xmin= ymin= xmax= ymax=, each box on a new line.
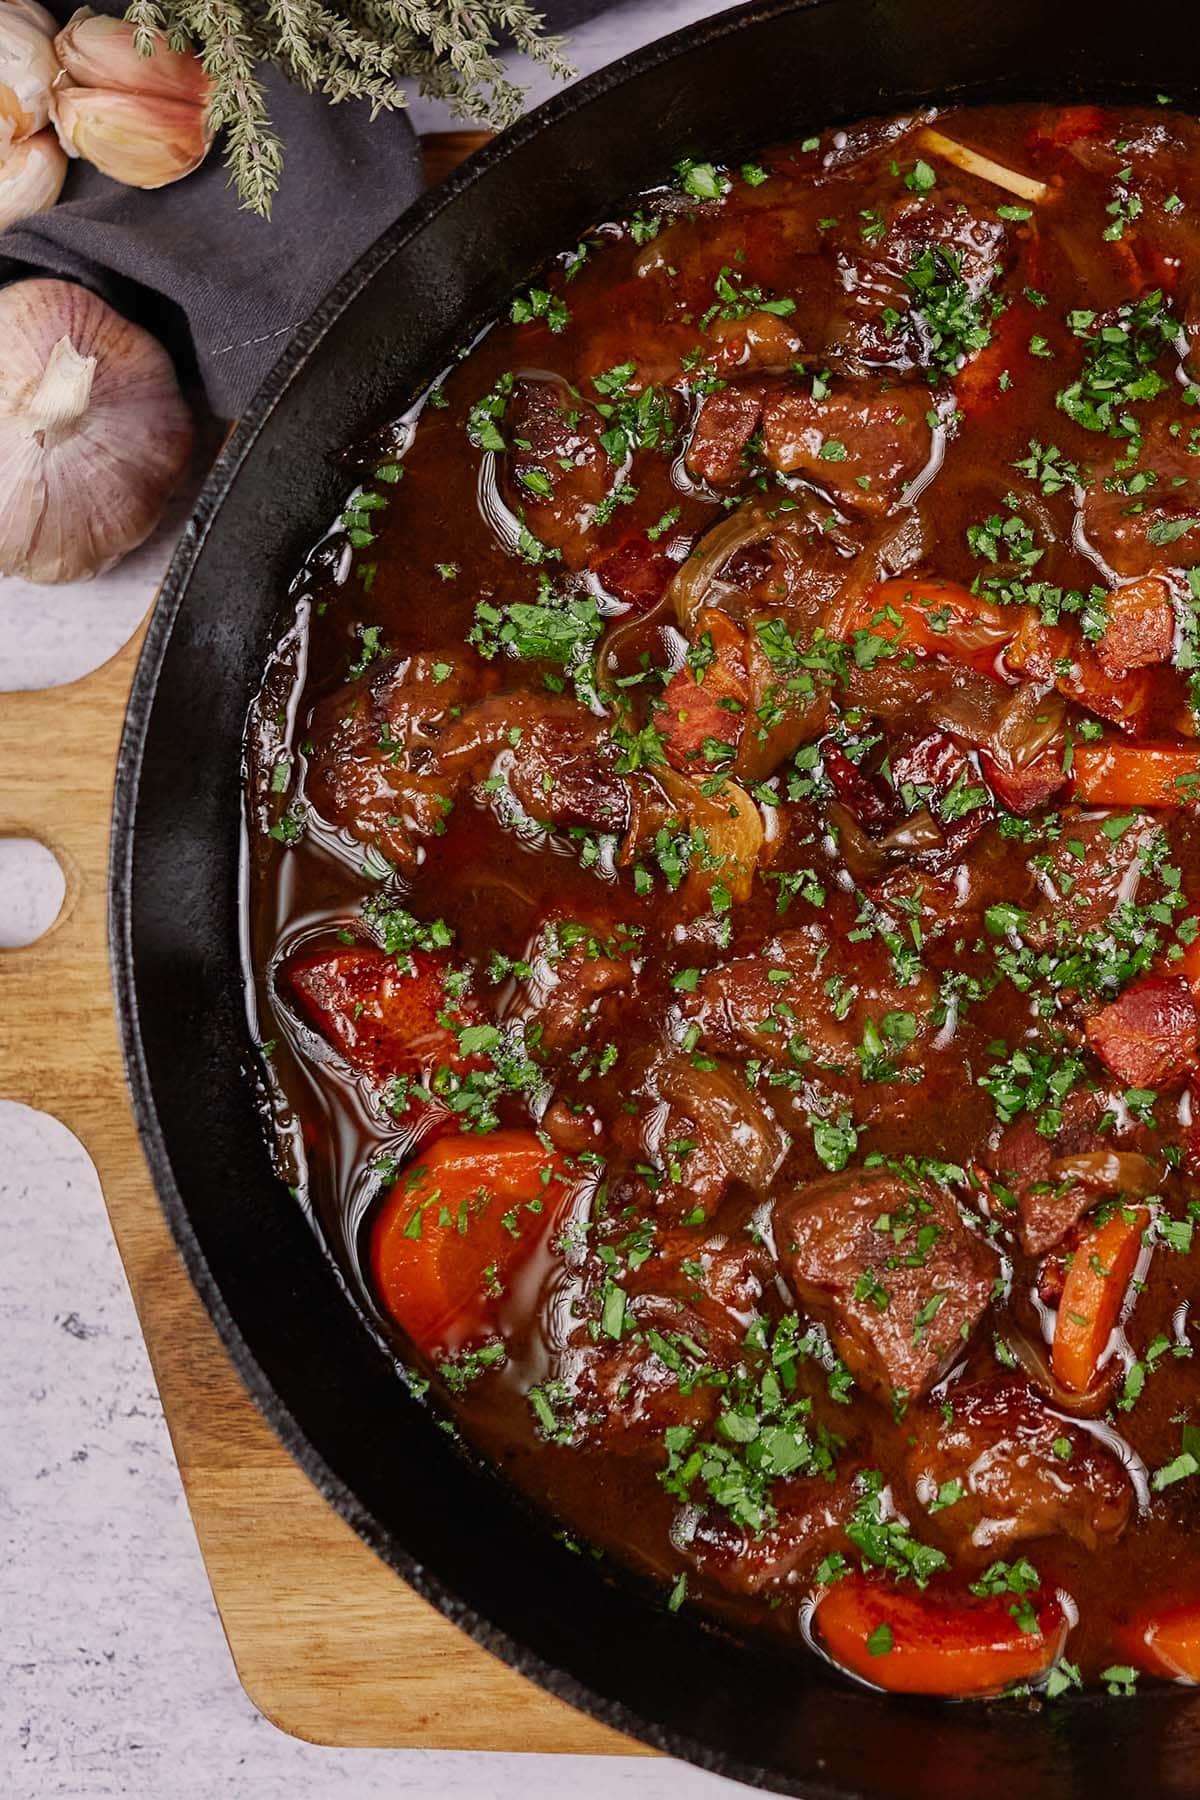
xmin=0 ymin=278 xmax=193 ymax=585
xmin=0 ymin=6 xmax=58 ymax=148
xmin=51 ymin=85 xmax=212 ymax=188
xmin=0 ymin=124 xmax=66 ymax=226
xmin=54 ymin=9 xmax=212 ymax=107
xmin=3 ymin=0 xmax=58 ymax=39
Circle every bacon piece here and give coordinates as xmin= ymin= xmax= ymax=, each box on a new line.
xmin=591 ymin=532 xmax=677 ymax=610
xmin=978 ymin=747 xmax=1067 ymax=814
xmin=659 ymin=607 xmax=749 ymax=771
xmin=1085 ymin=974 xmax=1199 ymax=1090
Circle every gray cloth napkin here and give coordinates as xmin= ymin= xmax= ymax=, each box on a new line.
xmin=0 ymin=2 xmax=608 ymax=416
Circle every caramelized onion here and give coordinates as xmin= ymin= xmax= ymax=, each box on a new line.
xmin=655 ymin=767 xmax=766 ymax=902
xmin=654 ymin=1054 xmax=788 ymax=1191
xmin=1048 ymin=1151 xmax=1160 ymax=1198
xmin=1004 ymin=1324 xmax=1115 ymax=1419
xmin=989 ymin=682 xmax=1067 ymax=770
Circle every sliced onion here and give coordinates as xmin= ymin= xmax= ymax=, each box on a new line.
xmin=654 ymin=1053 xmax=788 ymax=1191
xmin=1005 ymin=1323 xmax=1114 ymax=1418
xmin=1048 ymin=1152 xmax=1159 ymax=1198
xmin=989 ymin=682 xmax=1067 ymax=771
xmin=656 ymin=766 xmax=766 ymax=902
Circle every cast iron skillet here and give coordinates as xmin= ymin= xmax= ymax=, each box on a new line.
xmin=112 ymin=0 xmax=1200 ymax=1791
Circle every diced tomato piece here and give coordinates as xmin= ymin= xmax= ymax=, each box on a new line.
xmin=814 ymin=1573 xmax=1067 ymax=1696
xmin=1115 ymin=1601 xmax=1200 ymax=1682
xmin=371 ymin=1130 xmax=579 ymax=1352
xmin=591 ymin=532 xmax=677 ymax=611
xmin=660 ymin=607 xmax=749 ymax=771
xmin=1051 ymin=1206 xmax=1149 ymax=1394
xmin=1086 ymin=975 xmax=1199 ymax=1090
xmin=979 ymin=747 xmax=1067 ymax=814
xmin=1071 ymin=741 xmax=1200 ymax=808
xmin=1097 ymin=577 xmax=1176 ymax=679
xmin=847 ymin=578 xmax=1016 ymax=678
xmin=287 ymin=945 xmax=480 ymax=1082
xmin=1028 ymin=106 xmax=1109 ymax=151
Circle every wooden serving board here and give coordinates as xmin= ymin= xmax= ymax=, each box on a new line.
xmin=0 ymin=134 xmax=641 ymax=1756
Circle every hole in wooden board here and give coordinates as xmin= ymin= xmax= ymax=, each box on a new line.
xmin=0 ymin=837 xmax=67 ymax=947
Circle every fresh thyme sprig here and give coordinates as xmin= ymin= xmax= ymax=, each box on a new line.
xmin=123 ymin=0 xmax=573 ymax=217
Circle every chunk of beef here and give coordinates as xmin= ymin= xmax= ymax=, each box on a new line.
xmin=607 ymin=1053 xmax=789 ymax=1223
xmin=706 ymin=308 xmax=807 ymax=376
xmin=501 ymin=375 xmax=613 ymax=567
xmin=1097 ymin=576 xmax=1177 ymax=679
xmin=773 ymin=1169 xmax=998 ymax=1403
xmin=686 ymin=381 xmax=767 ymax=487
xmin=563 ymin=1230 xmax=768 ymax=1448
xmin=1086 ymin=973 xmax=1199 ymax=1089
xmin=439 ymin=693 xmax=632 ymax=836
xmin=286 ymin=945 xmax=477 ymax=1081
xmin=507 ymin=917 xmax=633 ymax=1056
xmin=686 ymin=1469 xmax=860 ymax=1595
xmin=1023 ymin=809 xmax=1163 ymax=951
xmin=684 ymin=924 xmax=937 ymax=1084
xmin=761 ymin=380 xmax=933 ymax=515
xmin=824 ymin=196 xmax=1007 ymax=376
xmin=906 ymin=1378 xmax=1134 ymax=1553
xmin=985 ymin=1090 xmax=1107 ymax=1255
xmin=1083 ymin=424 xmax=1200 ymax=577
xmin=305 ymin=649 xmax=491 ymax=868
xmin=508 ymin=708 xmax=631 ymax=834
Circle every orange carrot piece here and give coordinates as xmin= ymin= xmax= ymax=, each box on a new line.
xmin=1051 ymin=1206 xmax=1149 ymax=1394
xmin=371 ymin=1131 xmax=575 ymax=1352
xmin=1070 ymin=741 xmax=1200 ymax=808
xmin=1116 ymin=1602 xmax=1200 ymax=1682
xmin=815 ymin=1574 xmax=1066 ymax=1696
xmin=846 ymin=578 xmax=1016 ymax=678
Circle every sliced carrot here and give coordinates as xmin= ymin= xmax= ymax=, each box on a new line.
xmin=370 ymin=1130 xmax=576 ymax=1352
xmin=659 ymin=607 xmax=749 ymax=770
xmin=1116 ymin=1601 xmax=1200 ymax=1681
xmin=845 ymin=578 xmax=1016 ymax=678
xmin=1070 ymin=741 xmax=1200 ymax=808
xmin=814 ymin=1574 xmax=1066 ymax=1696
xmin=1051 ymin=1206 xmax=1149 ymax=1394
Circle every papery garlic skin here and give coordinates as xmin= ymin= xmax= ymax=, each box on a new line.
xmin=3 ymin=0 xmax=57 ymax=39
xmin=52 ymin=84 xmax=212 ymax=187
xmin=0 ymin=6 xmax=58 ymax=149
xmin=0 ymin=280 xmax=193 ymax=585
xmin=0 ymin=124 xmax=66 ymax=224
xmin=54 ymin=9 xmax=213 ymax=107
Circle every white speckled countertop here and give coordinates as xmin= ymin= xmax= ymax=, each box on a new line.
xmin=0 ymin=5 xmax=751 ymax=1795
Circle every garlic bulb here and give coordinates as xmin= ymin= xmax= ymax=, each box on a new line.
xmin=0 ymin=3 xmax=58 ymax=148
xmin=0 ymin=124 xmax=65 ymax=225
xmin=0 ymin=280 xmax=193 ymax=585
xmin=51 ymin=9 xmax=213 ymax=190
